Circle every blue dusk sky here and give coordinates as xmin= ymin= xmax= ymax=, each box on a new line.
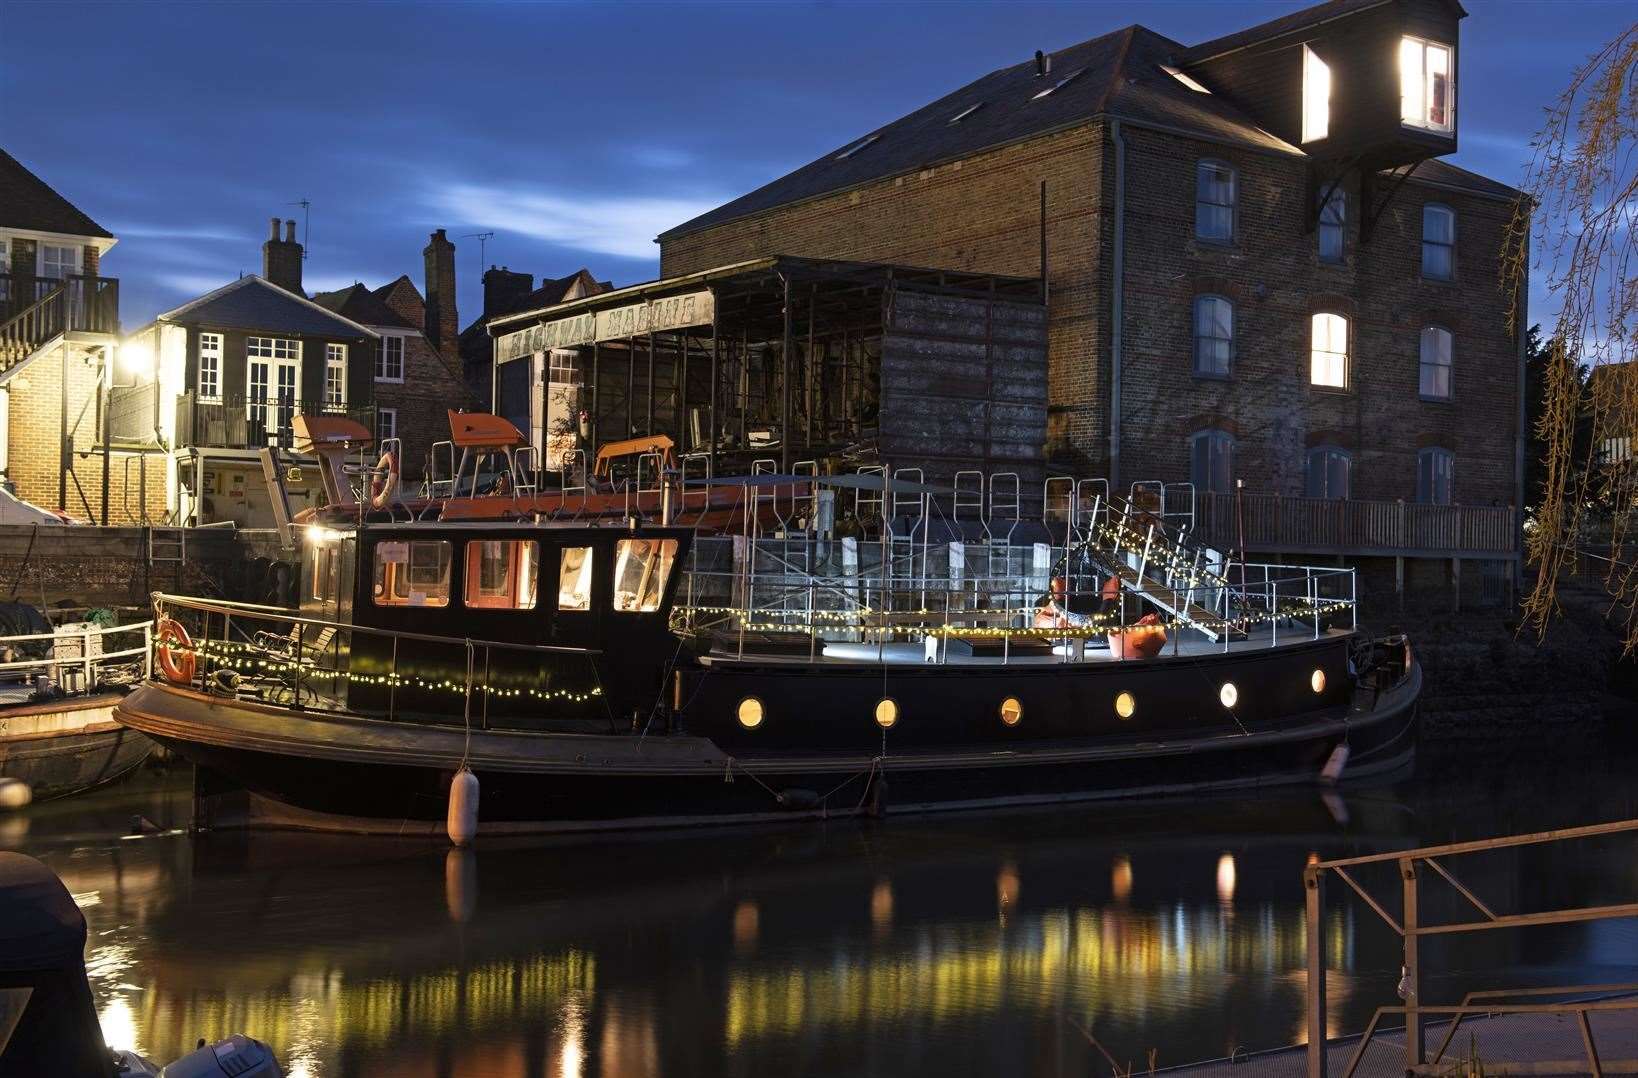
xmin=2 ymin=0 xmax=1629 ymax=329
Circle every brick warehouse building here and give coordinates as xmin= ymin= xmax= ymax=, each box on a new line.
xmin=653 ymin=0 xmax=1526 ymax=585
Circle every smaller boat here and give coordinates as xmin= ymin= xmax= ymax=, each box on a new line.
xmin=0 ymin=851 xmax=280 ymax=1077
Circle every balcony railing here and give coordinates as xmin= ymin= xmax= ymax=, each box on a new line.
xmin=175 ymin=392 xmax=375 ymax=451
xmin=0 ymin=273 xmax=119 ymax=337
xmin=1194 ymin=490 xmax=1518 ymax=559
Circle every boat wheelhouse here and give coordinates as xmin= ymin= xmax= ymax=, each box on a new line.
xmin=115 ymin=418 xmax=1419 ymax=834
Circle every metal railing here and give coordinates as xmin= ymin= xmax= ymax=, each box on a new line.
xmin=0 ymin=620 xmax=152 ymax=694
xmin=1306 ymin=817 xmax=1638 ymax=1076
xmin=0 ymin=275 xmax=119 ymax=368
xmin=174 ymin=393 xmax=373 ymax=451
xmin=150 ymin=593 xmax=604 ymax=728
xmin=1198 ymin=491 xmax=1518 ymax=559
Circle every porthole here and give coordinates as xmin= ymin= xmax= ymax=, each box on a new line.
xmin=1311 ymin=668 xmax=1326 ymax=694
xmin=874 ymin=697 xmax=899 ymax=729
xmin=737 ymin=697 xmax=765 ymax=729
xmin=999 ymin=697 xmax=1023 ymax=726
xmin=1115 ymin=691 xmax=1136 ymax=719
xmin=1220 ymin=682 xmax=1239 ymax=709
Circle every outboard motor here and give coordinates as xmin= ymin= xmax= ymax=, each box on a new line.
xmin=114 ymin=1034 xmax=280 ymax=1078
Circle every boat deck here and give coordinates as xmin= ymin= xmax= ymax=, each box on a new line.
xmin=703 ymin=624 xmax=1347 ymax=665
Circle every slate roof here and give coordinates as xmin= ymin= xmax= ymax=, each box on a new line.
xmin=1176 ymin=0 xmax=1397 ymax=63
xmin=659 ymin=25 xmax=1296 ymax=240
xmin=157 ymin=276 xmax=376 ymax=338
xmin=0 ymin=149 xmax=113 ymax=240
xmin=310 ymin=282 xmax=417 ymax=330
xmin=1390 ymin=158 xmax=1521 ymax=202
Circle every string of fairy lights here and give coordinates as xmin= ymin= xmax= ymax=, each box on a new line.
xmin=162 ymin=639 xmax=604 ymax=703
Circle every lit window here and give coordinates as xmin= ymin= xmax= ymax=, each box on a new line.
xmin=1400 ymin=36 xmax=1454 ymax=133
xmin=198 ymin=333 xmax=223 ymax=402
xmin=1306 ymin=447 xmax=1351 ymax=499
xmin=372 ymin=540 xmax=452 ymax=607
xmin=1422 ymin=205 xmax=1455 ymax=280
xmin=558 ymin=546 xmax=594 ymax=611
xmin=1302 ymin=46 xmax=1330 ymax=142
xmin=325 ymin=343 xmax=347 ymax=408
xmin=1031 ymin=68 xmax=1086 ymax=100
xmin=948 ymin=102 xmax=984 ymax=124
xmin=1419 ymin=327 xmax=1453 ymax=399
xmin=1190 ymin=429 xmax=1234 ymax=494
xmin=464 ymin=540 xmax=539 ymax=610
xmin=1318 ymin=188 xmax=1345 ymax=263
xmin=1196 ymin=161 xmax=1236 ymax=243
xmin=375 ymin=407 xmax=397 ymax=445
xmin=835 ymin=134 xmax=879 ymax=160
xmin=1311 ymin=312 xmax=1349 ymax=388
xmin=1417 ymin=447 xmax=1454 ymax=504
xmin=39 ymin=243 xmax=79 ymax=280
xmin=1193 ymin=295 xmax=1233 ymax=377
xmin=376 ymin=335 xmax=405 ymax=382
xmin=311 ymin=538 xmax=338 ymax=603
xmin=612 ymin=537 xmax=678 ymax=612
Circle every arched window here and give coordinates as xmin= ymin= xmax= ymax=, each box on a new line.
xmin=1318 ymin=188 xmax=1345 ymax=263
xmin=1417 ymin=447 xmax=1454 ymax=504
xmin=1419 ymin=326 xmax=1453 ymax=399
xmin=1190 ymin=429 xmax=1235 ymax=494
xmin=1422 ymin=204 xmax=1455 ymax=280
xmin=1193 ymin=295 xmax=1234 ymax=376
xmin=1310 ymin=312 xmax=1349 ymax=388
xmin=1306 ymin=447 xmax=1351 ymax=500
xmin=1195 ymin=160 xmax=1236 ymax=243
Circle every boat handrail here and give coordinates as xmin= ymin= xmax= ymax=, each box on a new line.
xmin=151 ymin=593 xmax=602 ymax=657
xmin=0 ymin=619 xmax=153 ymax=690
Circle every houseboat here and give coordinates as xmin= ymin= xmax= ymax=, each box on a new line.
xmin=113 ymin=416 xmax=1420 ymax=834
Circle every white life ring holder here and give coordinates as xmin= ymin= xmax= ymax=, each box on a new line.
xmin=371 ymin=448 xmax=400 ymax=509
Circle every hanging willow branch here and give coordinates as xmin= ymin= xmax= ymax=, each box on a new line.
xmin=1503 ymin=24 xmax=1638 ymax=643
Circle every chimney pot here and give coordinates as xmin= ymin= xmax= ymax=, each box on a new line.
xmin=269 ymin=217 xmax=280 ymax=240
xmin=285 ymin=219 xmax=297 ymax=242
xmin=1035 ymin=50 xmax=1045 ymax=76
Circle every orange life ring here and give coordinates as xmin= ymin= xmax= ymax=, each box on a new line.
xmin=155 ymin=617 xmax=196 ymax=685
xmin=371 ymin=448 xmax=400 ymax=509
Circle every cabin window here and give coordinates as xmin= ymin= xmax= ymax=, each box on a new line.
xmin=1318 ymin=188 xmax=1345 ymax=264
xmin=1400 ymin=36 xmax=1454 ymax=133
xmin=1302 ymin=46 xmax=1330 ymax=143
xmin=558 ymin=546 xmax=594 ymax=611
xmin=1195 ymin=161 xmax=1236 ymax=243
xmin=1417 ymin=447 xmax=1454 ymax=505
xmin=372 ymin=540 xmax=452 ymax=607
xmin=613 ymin=538 xmax=678 ymax=613
xmin=465 ymin=540 xmax=539 ymax=610
xmin=1310 ymin=312 xmax=1349 ymax=389
xmin=1189 ymin=430 xmax=1234 ymax=494
xmin=1193 ymin=295 xmax=1233 ymax=377
xmin=1422 ymin=205 xmax=1455 ymax=280
xmin=1420 ymin=326 xmax=1453 ymax=399
xmin=1306 ymin=447 xmax=1351 ymax=500
xmin=198 ymin=333 xmax=223 ymax=402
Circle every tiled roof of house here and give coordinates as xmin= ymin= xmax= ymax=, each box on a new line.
xmin=659 ymin=25 xmax=1298 ymax=240
xmin=1391 ymin=158 xmax=1522 ymax=202
xmin=157 ymin=276 xmax=376 ymax=337
xmin=310 ymin=282 xmax=418 ymax=330
xmin=0 ymin=149 xmax=113 ymax=239
xmin=1175 ymin=0 xmax=1405 ymax=63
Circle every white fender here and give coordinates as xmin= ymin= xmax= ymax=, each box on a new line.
xmin=0 ymin=777 xmax=32 ymax=811
xmin=446 ymin=766 xmax=479 ymax=847
xmin=1321 ymin=743 xmax=1351 ymax=785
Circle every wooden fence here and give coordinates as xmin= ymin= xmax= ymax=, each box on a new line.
xmin=1194 ymin=492 xmax=1518 ymax=559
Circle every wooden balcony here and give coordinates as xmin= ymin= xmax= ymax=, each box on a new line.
xmin=1193 ymin=491 xmax=1518 ymax=560
xmin=174 ymin=392 xmax=375 ymax=452
xmin=0 ymin=274 xmax=119 ymax=370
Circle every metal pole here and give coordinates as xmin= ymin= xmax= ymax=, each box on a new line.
xmin=780 ymin=274 xmax=792 ymax=472
xmin=646 ymin=331 xmax=655 ymax=436
xmin=626 ymin=336 xmax=636 ymax=437
xmin=1306 ymin=866 xmax=1327 ymax=1078
xmin=1402 ymin=857 xmax=1423 ymax=1069
xmin=100 ymin=346 xmax=111 ymax=525
xmin=708 ymin=294 xmax=719 ymax=461
xmin=806 ymin=284 xmax=816 ymax=451
xmin=590 ymin=341 xmax=600 ymax=454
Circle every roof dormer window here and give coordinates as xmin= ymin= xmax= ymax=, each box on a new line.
xmin=1161 ymin=65 xmax=1211 ymax=94
xmin=1400 ymin=36 xmax=1454 ymax=134
xmin=1302 ymin=46 xmax=1330 ymax=143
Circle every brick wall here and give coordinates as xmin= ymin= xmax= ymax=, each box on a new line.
xmin=0 ymin=525 xmax=248 ymax=609
xmin=371 ymin=333 xmax=478 ymax=481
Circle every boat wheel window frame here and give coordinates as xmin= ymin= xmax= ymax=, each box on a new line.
xmin=612 ymin=538 xmax=679 ymax=613
xmin=1195 ymin=159 xmax=1237 ymax=245
xmin=1192 ymin=294 xmax=1234 ymax=378
xmin=1305 ymin=446 xmax=1352 ymax=500
xmin=558 ymin=545 xmax=595 ymax=612
xmin=464 ymin=539 xmax=539 ymax=610
xmin=372 ymin=539 xmax=453 ymax=608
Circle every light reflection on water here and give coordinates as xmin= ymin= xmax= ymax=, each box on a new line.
xmin=9 ymin=736 xmax=1638 ymax=1076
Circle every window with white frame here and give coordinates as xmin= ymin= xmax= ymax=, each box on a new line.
xmin=1419 ymin=326 xmax=1453 ymax=399
xmin=1193 ymin=295 xmax=1233 ymax=377
xmin=1318 ymin=188 xmax=1345 ymax=264
xmin=246 ymin=336 xmax=298 ymax=363
xmin=325 ymin=343 xmax=348 ymax=408
xmin=376 ymin=407 xmax=397 ymax=445
xmin=1310 ymin=312 xmax=1349 ymax=388
xmin=1417 ymin=447 xmax=1454 ymax=504
xmin=1306 ymin=447 xmax=1351 ymax=500
xmin=376 ymin=335 xmax=405 ymax=382
xmin=1195 ymin=161 xmax=1236 ymax=243
xmin=1302 ymin=46 xmax=1331 ymax=143
xmin=1189 ymin=429 xmax=1234 ymax=494
xmin=1400 ymin=36 xmax=1454 ymax=133
xmin=1422 ymin=204 xmax=1455 ymax=280
xmin=38 ymin=243 xmax=80 ymax=280
xmin=198 ymin=333 xmax=223 ymax=401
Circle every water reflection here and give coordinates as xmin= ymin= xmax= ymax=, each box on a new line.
xmin=11 ymin=735 xmax=1638 ymax=1076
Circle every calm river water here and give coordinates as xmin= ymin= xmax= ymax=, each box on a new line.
xmin=8 ymin=731 xmax=1638 ymax=1076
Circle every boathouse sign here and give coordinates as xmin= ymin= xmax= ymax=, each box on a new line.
xmin=495 ymin=290 xmax=714 ymax=363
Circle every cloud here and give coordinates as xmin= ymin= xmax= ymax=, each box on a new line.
xmin=426 ymin=180 xmax=724 ymax=260
xmin=109 ymin=223 xmax=255 ymax=244
xmin=629 ymin=146 xmax=696 ymax=171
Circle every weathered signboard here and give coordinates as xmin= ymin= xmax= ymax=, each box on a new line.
xmin=495 ymin=289 xmax=714 ymax=364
